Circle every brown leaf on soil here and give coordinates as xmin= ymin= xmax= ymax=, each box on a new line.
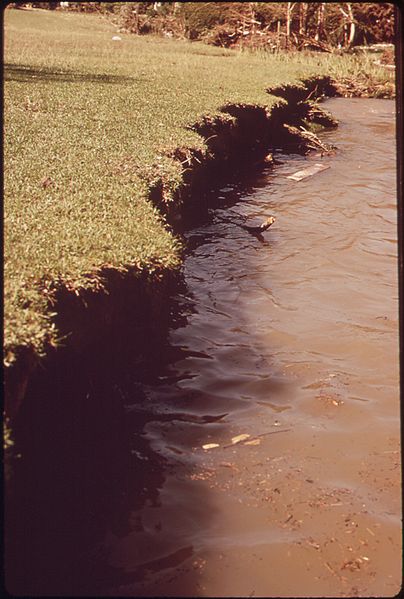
xmin=41 ymin=176 xmax=53 ymax=189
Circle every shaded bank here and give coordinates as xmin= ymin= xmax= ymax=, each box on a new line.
xmin=5 ymin=275 xmax=189 ymax=595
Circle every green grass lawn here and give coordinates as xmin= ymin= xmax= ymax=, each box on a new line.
xmin=3 ymin=8 xmax=395 ymax=365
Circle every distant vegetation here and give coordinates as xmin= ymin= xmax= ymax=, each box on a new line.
xmin=13 ymin=2 xmax=395 ymax=52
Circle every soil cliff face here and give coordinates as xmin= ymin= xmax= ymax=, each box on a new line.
xmin=4 ymin=75 xmax=339 ymax=425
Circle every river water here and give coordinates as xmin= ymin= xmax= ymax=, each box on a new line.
xmin=105 ymin=98 xmax=400 ymax=596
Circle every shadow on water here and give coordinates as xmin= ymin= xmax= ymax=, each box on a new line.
xmin=5 ymin=155 xmax=292 ymax=597
xmin=4 ymin=63 xmax=139 ymax=85
xmin=4 ymin=280 xmax=212 ymax=596
xmin=179 ymin=156 xmax=282 ymax=233
xmin=4 ymin=160 xmax=276 ymax=596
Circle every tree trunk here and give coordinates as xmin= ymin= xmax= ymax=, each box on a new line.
xmin=250 ymin=2 xmax=256 ymax=49
xmin=286 ymin=2 xmax=295 ymax=49
xmin=299 ymin=2 xmax=308 ymax=36
xmin=315 ymin=2 xmax=326 ymax=41
xmin=134 ymin=2 xmax=139 ymax=35
xmin=276 ymin=19 xmax=281 ymax=52
xmin=339 ymin=3 xmax=355 ymax=48
xmin=346 ymin=3 xmax=356 ymax=47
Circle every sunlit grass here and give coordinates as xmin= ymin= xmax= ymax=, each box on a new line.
xmin=265 ymin=49 xmax=395 ymax=96
xmin=3 ymin=8 xmax=395 ymax=364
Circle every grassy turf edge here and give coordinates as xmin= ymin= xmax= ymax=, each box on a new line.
xmin=3 ymin=75 xmax=323 ymax=417
xmin=3 ymin=70 xmax=392 ymax=421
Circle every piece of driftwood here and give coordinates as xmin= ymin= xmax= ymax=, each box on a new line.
xmin=240 ymin=216 xmax=276 ymax=235
xmin=216 ymin=213 xmax=276 ymax=236
xmin=287 ymin=163 xmax=330 ymax=182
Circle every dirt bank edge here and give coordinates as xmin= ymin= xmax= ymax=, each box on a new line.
xmin=4 ymin=75 xmax=338 ymax=426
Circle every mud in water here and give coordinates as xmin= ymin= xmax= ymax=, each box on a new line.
xmin=6 ymin=99 xmax=400 ymax=597
xmin=102 ymin=98 xmax=401 ymax=597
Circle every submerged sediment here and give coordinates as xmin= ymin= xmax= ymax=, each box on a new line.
xmin=4 ymin=75 xmax=339 ymax=426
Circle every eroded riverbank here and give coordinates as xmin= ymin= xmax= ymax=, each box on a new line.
xmin=5 ymin=98 xmax=400 ymax=597
xmin=4 ymin=76 xmax=336 ymax=424
xmin=102 ymin=98 xmax=400 ymax=597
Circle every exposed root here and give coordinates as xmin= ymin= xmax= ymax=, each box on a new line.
xmin=306 ymin=102 xmax=339 ymax=128
xmin=284 ymin=124 xmax=336 ymax=155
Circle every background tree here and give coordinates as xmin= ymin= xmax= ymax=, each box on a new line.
xmin=16 ymin=2 xmax=395 ymax=50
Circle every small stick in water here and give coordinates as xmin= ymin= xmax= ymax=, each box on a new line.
xmin=240 ymin=216 xmax=276 ymax=235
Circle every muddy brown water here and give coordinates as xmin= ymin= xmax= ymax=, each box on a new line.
xmin=6 ymin=98 xmax=400 ymax=597
xmin=99 ymin=98 xmax=401 ymax=597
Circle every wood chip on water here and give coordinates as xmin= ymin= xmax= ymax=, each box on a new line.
xmin=223 ymin=429 xmax=291 ymax=449
xmin=231 ymin=433 xmax=251 ymax=445
xmin=244 ymin=439 xmax=261 ymax=446
xmin=306 ymin=538 xmax=320 ymax=550
xmin=287 ymin=163 xmax=330 ymax=181
xmin=202 ymin=443 xmax=220 ymax=450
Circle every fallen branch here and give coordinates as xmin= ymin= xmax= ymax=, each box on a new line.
xmin=299 ymin=125 xmax=336 ymax=153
